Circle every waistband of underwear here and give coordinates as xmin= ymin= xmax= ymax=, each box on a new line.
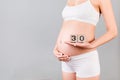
xmin=70 ymin=49 xmax=98 ymax=59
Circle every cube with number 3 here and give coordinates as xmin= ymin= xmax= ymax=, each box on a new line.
xmin=70 ymin=35 xmax=77 ymax=43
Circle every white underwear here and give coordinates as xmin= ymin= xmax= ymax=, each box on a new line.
xmin=61 ymin=50 xmax=100 ymax=78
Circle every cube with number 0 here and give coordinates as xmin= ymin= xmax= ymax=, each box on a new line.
xmin=78 ymin=34 xmax=86 ymax=43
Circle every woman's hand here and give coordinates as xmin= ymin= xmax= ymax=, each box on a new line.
xmin=64 ymin=41 xmax=96 ymax=49
xmin=53 ymin=46 xmax=71 ymax=62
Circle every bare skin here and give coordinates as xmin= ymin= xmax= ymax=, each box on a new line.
xmin=53 ymin=0 xmax=118 ymax=80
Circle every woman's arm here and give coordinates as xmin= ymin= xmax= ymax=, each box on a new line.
xmin=90 ymin=0 xmax=118 ymax=48
xmin=64 ymin=0 xmax=118 ymax=49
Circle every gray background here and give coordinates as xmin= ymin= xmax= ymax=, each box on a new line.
xmin=0 ymin=0 xmax=119 ymax=80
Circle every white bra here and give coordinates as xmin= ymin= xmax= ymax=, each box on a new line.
xmin=62 ymin=0 xmax=100 ymax=25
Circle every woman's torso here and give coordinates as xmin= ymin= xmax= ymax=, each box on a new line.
xmin=57 ymin=0 xmax=100 ymax=56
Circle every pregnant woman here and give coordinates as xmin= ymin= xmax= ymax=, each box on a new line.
xmin=53 ymin=0 xmax=118 ymax=80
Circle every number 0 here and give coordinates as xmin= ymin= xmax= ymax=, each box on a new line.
xmin=79 ymin=35 xmax=84 ymax=41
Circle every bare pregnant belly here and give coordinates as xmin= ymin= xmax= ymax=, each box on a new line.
xmin=57 ymin=21 xmax=97 ymax=56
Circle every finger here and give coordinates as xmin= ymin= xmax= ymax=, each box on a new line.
xmin=54 ymin=49 xmax=70 ymax=58
xmin=59 ymin=58 xmax=65 ymax=61
xmin=63 ymin=57 xmax=71 ymax=62
xmin=65 ymin=42 xmax=77 ymax=46
xmin=56 ymin=53 xmax=63 ymax=57
xmin=59 ymin=58 xmax=66 ymax=61
xmin=54 ymin=49 xmax=62 ymax=55
xmin=65 ymin=42 xmax=74 ymax=45
xmin=64 ymin=41 xmax=73 ymax=45
xmin=57 ymin=55 xmax=68 ymax=58
xmin=66 ymin=57 xmax=71 ymax=62
xmin=58 ymin=56 xmax=71 ymax=62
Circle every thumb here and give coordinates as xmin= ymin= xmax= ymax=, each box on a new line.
xmin=55 ymin=50 xmax=63 ymax=57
